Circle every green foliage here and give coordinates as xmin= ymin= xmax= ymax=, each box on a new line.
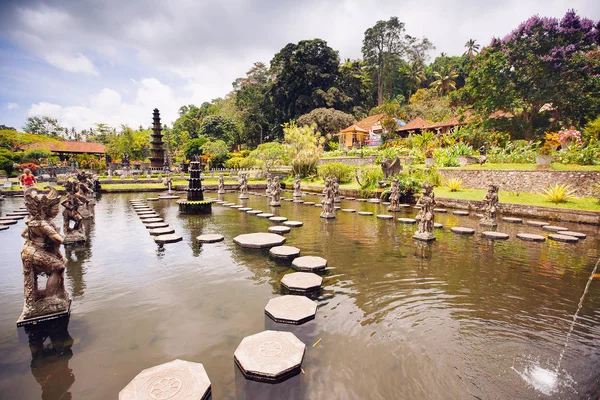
xmin=434 ymin=147 xmax=460 ymax=167
xmin=201 ymin=140 xmax=229 ymax=168
xmin=402 ymin=88 xmax=453 ymax=123
xmin=284 ymin=122 xmax=324 ymax=177
xmin=0 ymin=156 xmax=14 ymax=175
xmin=543 ymin=183 xmax=576 ymax=203
xmin=184 ymin=137 xmax=209 ymax=159
xmin=225 ymin=156 xmax=256 ymax=169
xmin=22 ymin=149 xmax=53 ymax=164
xmin=107 ymin=126 xmax=151 ymax=161
xmin=198 ymin=115 xmax=241 ymax=145
xmin=297 ymin=108 xmax=355 ymax=136
xmin=554 ymin=142 xmax=600 ymax=165
xmin=22 ymin=116 xmax=64 ymax=137
xmin=446 ymin=178 xmax=463 ymax=192
xmin=248 ymin=142 xmax=291 ymax=171
xmin=583 ymin=116 xmax=600 ymax=143
xmin=452 ymin=125 xmax=507 ymax=148
xmin=355 ymin=164 xmax=384 ymax=189
xmin=487 ymin=141 xmax=540 ymax=163
xmin=317 ymin=162 xmax=355 ymax=183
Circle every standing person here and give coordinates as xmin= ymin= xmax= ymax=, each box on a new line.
xmin=20 ymin=168 xmax=37 ymax=194
xmin=478 ymin=142 xmax=488 ymax=166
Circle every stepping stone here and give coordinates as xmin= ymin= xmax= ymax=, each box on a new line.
xmin=282 ymin=198 xmax=293 ymax=202
xmin=129 ymin=199 xmax=144 ymax=203
xmin=382 ymin=202 xmax=391 ymax=205
xmin=154 ymin=234 xmax=183 ymax=244
xmin=268 ymin=226 xmax=292 ymax=234
xmin=234 ymin=330 xmax=305 ymax=383
xmin=0 ymin=218 xmax=18 ymax=224
xmin=247 ymin=210 xmax=262 ymax=215
xmin=482 ymin=231 xmax=509 ymax=240
xmin=146 ymin=198 xmax=159 ymax=201
xmin=269 ymin=216 xmax=288 ymax=223
xmin=139 ymin=214 xmax=160 ymax=220
xmin=452 ymin=211 xmax=469 ymax=216
xmin=303 ymin=202 xmax=315 ymax=205
xmin=136 ymin=211 xmax=156 ymax=215
xmin=214 ymin=200 xmax=225 ymax=204
xmin=293 ymin=200 xmax=304 ymax=203
xmin=313 ymin=204 xmax=322 ymax=207
xmin=265 ymin=295 xmax=317 ymax=325
xmin=283 ymin=221 xmax=303 ymax=227
xmin=548 ymin=234 xmax=579 ymax=243
xmin=256 ymin=213 xmax=274 ymax=218
xmin=334 ymin=206 xmax=341 ymax=210
xmin=142 ymin=218 xmax=164 ymax=224
xmin=433 ymin=208 xmax=447 ymax=213
xmin=345 ymin=197 xmax=355 ymax=200
xmin=399 ymin=204 xmax=411 ymax=208
xmin=526 ymin=221 xmax=549 ymax=227
xmin=434 ymin=223 xmax=443 ymax=229
xmin=281 ymin=272 xmax=323 ymax=293
xmin=158 ymin=195 xmax=180 ymax=199
xmin=368 ymin=199 xmax=380 ymax=203
xmin=475 ymin=213 xmax=484 ymax=218
xmin=119 ymin=359 xmax=211 ymax=400
xmin=561 ymin=231 xmax=587 ymax=239
xmin=543 ymin=225 xmax=569 ymax=232
xmin=292 ymin=256 xmax=327 ymax=272
xmin=148 ymin=227 xmax=175 ymax=236
xmin=357 ymin=199 xmax=367 ymax=202
xmin=233 ymin=233 xmax=286 ymax=248
xmin=342 ymin=209 xmax=356 ymax=213
xmin=377 ymin=214 xmax=394 ymax=220
xmin=502 ymin=217 xmax=523 ymax=223
xmin=146 ymin=222 xmax=169 ymax=229
xmin=5 ymin=215 xmax=24 ymax=220
xmin=230 ymin=205 xmax=243 ymax=208
xmin=398 ymin=218 xmax=416 ymax=224
xmin=338 ymin=196 xmax=345 ymax=199
xmin=269 ymin=245 xmax=300 ymax=259
xmin=0 ymin=225 xmax=8 ymax=231
xmin=222 ymin=203 xmax=234 ymax=206
xmin=516 ymin=233 xmax=546 ymax=242
xmin=451 ymin=227 xmax=475 ymax=235
xmin=239 ymin=207 xmax=253 ymax=211
xmin=414 ymin=205 xmax=422 ymax=209
xmin=197 ymin=234 xmax=224 ymax=243
xmin=358 ymin=211 xmax=373 ymax=216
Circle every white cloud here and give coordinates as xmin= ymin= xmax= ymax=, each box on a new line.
xmin=45 ymin=52 xmax=99 ymax=76
xmin=6 ymin=103 xmax=19 ymax=110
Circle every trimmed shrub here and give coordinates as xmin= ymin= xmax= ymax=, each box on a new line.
xmin=317 ymin=162 xmax=355 ymax=183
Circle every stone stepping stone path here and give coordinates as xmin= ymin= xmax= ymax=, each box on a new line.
xmin=234 ymin=330 xmax=305 ymax=383
xmin=230 ymin=205 xmax=243 ymax=209
xmin=434 ymin=223 xmax=443 ymax=229
xmin=283 ymin=221 xmax=303 ymax=227
xmin=136 ymin=211 xmax=155 ymax=215
xmin=292 ymin=256 xmax=327 ymax=272
xmin=158 ymin=195 xmax=180 ymax=199
xmin=342 ymin=209 xmax=356 ymax=213
xmin=268 ymin=226 xmax=292 ymax=234
xmin=414 ymin=205 xmax=422 ymax=209
xmin=119 ymin=359 xmax=211 ymax=400
xmin=0 ymin=225 xmax=8 ymax=231
xmin=452 ymin=211 xmax=469 ymax=216
xmin=358 ymin=211 xmax=373 ymax=216
xmin=5 ymin=215 xmax=24 ymax=220
xmin=142 ymin=218 xmax=164 ymax=224
xmin=382 ymin=202 xmax=391 ymax=206
xmin=146 ymin=222 xmax=169 ymax=229
xmin=548 ymin=234 xmax=579 ymax=243
xmin=303 ymin=202 xmax=315 ymax=205
xmin=265 ymin=295 xmax=317 ymax=325
xmin=398 ymin=218 xmax=416 ymax=224
xmin=281 ymin=272 xmax=323 ymax=292
xmin=399 ymin=204 xmax=411 ymax=208
xmin=482 ymin=231 xmax=509 ymax=240
xmin=269 ymin=216 xmax=288 ymax=223
xmin=222 ymin=203 xmax=234 ymax=206
xmin=334 ymin=206 xmax=341 ymax=210
xmin=561 ymin=231 xmax=587 ymax=239
xmin=0 ymin=218 xmax=18 ymax=224
xmin=377 ymin=215 xmax=394 ymax=220
xmin=269 ymin=245 xmax=300 ymax=259
xmin=502 ymin=217 xmax=523 ymax=223
xmin=149 ymin=227 xmax=175 ymax=236
xmin=146 ymin=198 xmax=159 ymax=201
xmin=257 ymin=213 xmax=274 ymax=218
xmin=234 ymin=233 xmax=286 ymax=248
xmin=239 ymin=207 xmax=253 ymax=211
xmin=516 ymin=233 xmax=546 ymax=242
xmin=433 ymin=208 xmax=447 ymax=213
xmin=247 ymin=210 xmax=262 ymax=215
xmin=543 ymin=225 xmax=569 ymax=232
xmin=197 ymin=234 xmax=224 ymax=243
xmin=526 ymin=221 xmax=549 ymax=227
xmin=368 ymin=199 xmax=380 ymax=203
xmin=139 ymin=214 xmax=160 ymax=220
xmin=345 ymin=197 xmax=355 ymax=200
xmin=154 ymin=234 xmax=183 ymax=244
xmin=451 ymin=227 xmax=475 ymax=235
xmin=313 ymin=204 xmax=322 ymax=207
xmin=293 ymin=200 xmax=304 ymax=203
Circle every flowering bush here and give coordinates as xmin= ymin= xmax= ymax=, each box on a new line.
xmin=19 ymin=163 xmax=39 ymax=174
xmin=558 ymin=128 xmax=583 ymax=147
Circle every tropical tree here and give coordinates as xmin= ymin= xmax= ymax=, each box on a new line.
xmin=297 ymin=108 xmax=355 ymax=136
xmin=184 ymin=137 xmax=209 ymax=160
xmin=404 ymin=60 xmax=426 ymax=98
xmin=201 ymin=139 xmax=229 ymax=168
xmin=197 ymin=115 xmax=241 ymax=146
xmin=463 ymin=39 xmax=480 ymax=58
xmin=248 ymin=142 xmax=291 ymax=171
xmin=106 ymin=126 xmax=151 ymax=161
xmin=22 ymin=116 xmax=64 ymax=137
xmin=430 ymin=66 xmax=459 ymax=96
xmin=233 ymin=62 xmax=270 ymax=146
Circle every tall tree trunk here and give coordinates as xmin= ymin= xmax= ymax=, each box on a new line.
xmin=377 ymin=69 xmax=383 ymax=106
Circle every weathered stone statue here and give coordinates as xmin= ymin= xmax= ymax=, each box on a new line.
xmin=413 ymin=183 xmax=436 ymax=241
xmin=122 ymin=152 xmax=130 ymax=167
xmin=480 ymin=184 xmax=499 ymax=227
xmin=387 ymin=178 xmax=402 ymax=212
xmin=238 ymin=172 xmax=249 ymax=199
xmin=75 ymin=172 xmax=94 ymax=219
xmin=320 ymin=177 xmax=336 ymax=219
xmin=266 ymin=174 xmax=272 ymax=197
xmin=217 ymin=173 xmax=225 ymax=194
xmin=61 ymin=181 xmax=86 ymax=244
xmin=293 ymin=174 xmax=301 ymax=198
xmin=270 ymin=177 xmax=281 ymax=206
xmin=381 ymin=156 xmax=403 ymax=179
xmin=333 ymin=177 xmax=341 ymax=203
xmin=18 ymin=187 xmax=71 ymax=325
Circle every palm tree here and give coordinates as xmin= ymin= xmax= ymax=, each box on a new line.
xmin=463 ymin=39 xmax=480 ymax=58
xmin=430 ymin=66 xmax=459 ymax=96
xmin=405 ymin=60 xmax=426 ymax=99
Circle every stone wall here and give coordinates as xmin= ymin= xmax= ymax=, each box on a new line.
xmin=438 ymin=169 xmax=600 ymax=197
xmin=317 ymin=156 xmax=377 ymax=166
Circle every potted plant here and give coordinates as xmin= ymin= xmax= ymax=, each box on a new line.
xmin=536 ymin=132 xmax=558 ymax=167
xmin=424 ymin=148 xmax=435 ymax=167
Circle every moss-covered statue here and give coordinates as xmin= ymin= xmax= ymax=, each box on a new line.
xmin=293 ymin=174 xmax=301 ymax=198
xmin=238 ymin=172 xmax=249 ymax=199
xmin=61 ymin=180 xmax=86 ymax=244
xmin=270 ymin=176 xmax=281 ymax=206
xmin=480 ymin=184 xmax=499 ymax=227
xmin=320 ymin=177 xmax=336 ymax=219
xmin=217 ymin=173 xmax=225 ymax=194
xmin=413 ymin=183 xmax=436 ymax=241
xmin=387 ymin=178 xmax=402 ymax=212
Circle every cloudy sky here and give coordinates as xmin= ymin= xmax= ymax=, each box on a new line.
xmin=0 ymin=0 xmax=598 ymax=132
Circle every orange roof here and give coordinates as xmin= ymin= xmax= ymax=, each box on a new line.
xmin=426 ymin=114 xmax=472 ymax=129
xmin=338 ymin=113 xmax=384 ymax=135
xmin=26 ymin=141 xmax=106 ymax=154
xmin=339 ymin=124 xmax=368 ymax=134
xmin=396 ymin=117 xmax=431 ymax=131
xmin=489 ymin=110 xmax=514 ymax=119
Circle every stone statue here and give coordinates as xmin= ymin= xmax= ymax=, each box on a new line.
xmin=217 ymin=173 xmax=225 ymax=194
xmin=480 ymin=184 xmax=499 ymax=227
xmin=270 ymin=177 xmax=281 ymax=206
xmin=48 ymin=163 xmax=57 ymax=181
xmin=320 ymin=177 xmax=336 ymax=219
xmin=75 ymin=172 xmax=94 ymax=219
xmin=238 ymin=172 xmax=249 ymax=199
xmin=293 ymin=174 xmax=301 ymax=198
xmin=381 ymin=156 xmax=403 ymax=179
xmin=387 ymin=178 xmax=402 ymax=212
xmin=121 ymin=152 xmax=130 ymax=167
xmin=266 ymin=174 xmax=272 ymax=197
xmin=333 ymin=177 xmax=340 ymax=203
xmin=19 ymin=187 xmax=71 ymax=325
xmin=413 ymin=183 xmax=436 ymax=241
xmin=61 ymin=180 xmax=86 ymax=244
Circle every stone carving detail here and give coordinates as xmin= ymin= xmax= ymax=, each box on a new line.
xmin=293 ymin=174 xmax=301 ymax=198
xmin=61 ymin=180 xmax=86 ymax=244
xmin=381 ymin=156 xmax=403 ymax=179
xmin=320 ymin=177 xmax=336 ymax=219
xmin=387 ymin=178 xmax=402 ymax=212
xmin=413 ymin=183 xmax=436 ymax=241
xmin=75 ymin=172 xmax=95 ymax=219
xmin=480 ymin=184 xmax=499 ymax=227
xmin=333 ymin=177 xmax=340 ymax=203
xmin=217 ymin=173 xmax=225 ymax=194
xmin=266 ymin=174 xmax=272 ymax=196
xmin=19 ymin=187 xmax=71 ymax=324
xmin=259 ymin=341 xmax=283 ymax=357
xmin=238 ymin=173 xmax=249 ymax=199
xmin=270 ymin=177 xmax=281 ymax=206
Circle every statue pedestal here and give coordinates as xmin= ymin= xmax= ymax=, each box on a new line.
xmin=413 ymin=232 xmax=436 ymax=242
xmin=480 ymin=219 xmax=498 ymax=227
xmin=320 ymin=212 xmax=336 ymax=219
xmin=238 ymin=195 xmax=249 ymax=199
xmin=387 ymin=206 xmax=402 ymax=212
xmin=63 ymin=231 xmax=86 ymax=245
xmin=17 ymin=299 xmax=71 ymax=327
xmin=218 ymin=189 xmax=225 ymax=194
xmin=270 ymin=201 xmax=281 ymax=207
xmin=334 ymin=197 xmax=341 ymax=203
xmin=293 ymin=192 xmax=301 ymax=198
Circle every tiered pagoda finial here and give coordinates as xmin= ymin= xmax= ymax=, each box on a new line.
xmin=150 ymin=108 xmax=164 ymax=169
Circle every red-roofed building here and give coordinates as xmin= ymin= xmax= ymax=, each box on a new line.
xmin=25 ymin=141 xmax=106 ymax=160
xmin=396 ymin=117 xmax=431 ymax=136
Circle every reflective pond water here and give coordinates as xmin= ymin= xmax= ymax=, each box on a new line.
xmin=0 ymin=191 xmax=599 ymax=399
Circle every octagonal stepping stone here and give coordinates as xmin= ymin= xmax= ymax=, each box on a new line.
xmin=548 ymin=233 xmax=579 ymax=243
xmin=283 ymin=221 xmax=303 ymax=227
xmin=136 ymin=211 xmax=156 ymax=215
xmin=398 ymin=218 xmax=416 ymax=224
xmin=543 ymin=225 xmax=569 ymax=232
xmin=313 ymin=204 xmax=322 ymax=207
xmin=475 ymin=213 xmax=484 ymax=218
xmin=154 ymin=234 xmax=183 ymax=244
xmin=247 ymin=210 xmax=262 ymax=215
xmin=281 ymin=272 xmax=323 ymax=293
xmin=222 ymin=203 xmax=234 ymax=206
xmin=502 ymin=217 xmax=523 ymax=223
xmin=230 ymin=205 xmax=243 ymax=209
xmin=197 ymin=234 xmax=224 ymax=243
xmin=146 ymin=198 xmax=159 ymax=201
xmin=334 ymin=206 xmax=341 ymax=210
xmin=234 ymin=330 xmax=305 ymax=383
xmin=142 ymin=218 xmax=164 ymax=224
xmin=342 ymin=209 xmax=356 ymax=213
xmin=158 ymin=195 xmax=180 ymax=199
xmin=283 ymin=198 xmax=293 ymax=202
xmin=433 ymin=208 xmax=447 ymax=213
xmin=368 ymin=199 xmax=380 ymax=203
xmin=268 ymin=226 xmax=292 ymax=234
xmin=399 ymin=204 xmax=411 ymax=208
xmin=5 ymin=215 xmax=24 ymax=220
xmin=292 ymin=256 xmax=327 ymax=272
xmin=139 ymin=214 xmax=160 ymax=220
xmin=452 ymin=210 xmax=469 ymax=216
xmin=303 ymin=202 xmax=315 ymax=205
xmin=434 ymin=223 xmax=443 ymax=229
xmin=377 ymin=214 xmax=394 ymax=220
xmin=269 ymin=216 xmax=288 ymax=223
xmin=146 ymin=222 xmax=169 ymax=229
xmin=234 ymin=233 xmax=286 ymax=249
xmin=451 ymin=227 xmax=475 ymax=235
xmin=239 ymin=207 xmax=253 ymax=212
xmin=119 ymin=358 xmax=211 ymax=400
xmin=482 ymin=231 xmax=509 ymax=240
xmin=269 ymin=245 xmax=300 ymax=259
xmin=0 ymin=218 xmax=18 ymax=224
xmin=414 ymin=205 xmax=422 ymax=209
xmin=148 ymin=227 xmax=175 ymax=236
xmin=526 ymin=220 xmax=549 ymax=227
xmin=345 ymin=197 xmax=355 ymax=200
xmin=265 ymin=295 xmax=317 ymax=325
xmin=358 ymin=211 xmax=373 ymax=216
xmin=516 ymin=233 xmax=546 ymax=242
xmin=293 ymin=200 xmax=304 ymax=203
xmin=257 ymin=213 xmax=274 ymax=218
xmin=382 ymin=202 xmax=391 ymax=206
xmin=561 ymin=231 xmax=587 ymax=239
xmin=357 ymin=199 xmax=367 ymax=202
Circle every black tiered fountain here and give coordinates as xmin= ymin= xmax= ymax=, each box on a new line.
xmin=177 ymin=156 xmax=212 ymax=214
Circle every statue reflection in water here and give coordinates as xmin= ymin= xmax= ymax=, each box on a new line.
xmin=24 ymin=317 xmax=74 ymax=400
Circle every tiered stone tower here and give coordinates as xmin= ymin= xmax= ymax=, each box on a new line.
xmin=150 ymin=108 xmax=164 ymax=169
xmin=186 ymin=157 xmax=204 ymax=201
